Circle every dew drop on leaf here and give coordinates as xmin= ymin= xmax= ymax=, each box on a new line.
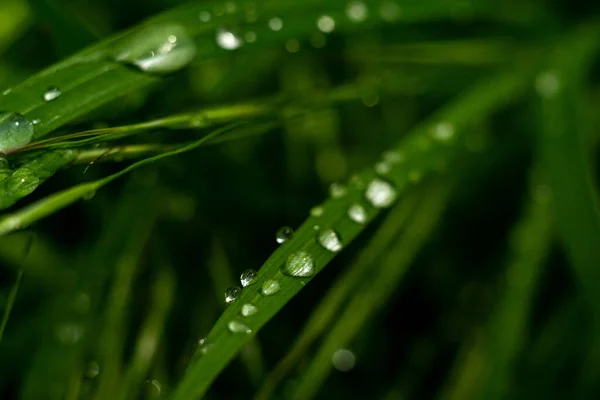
xmin=268 ymin=17 xmax=283 ymax=31
xmin=241 ymin=303 xmax=258 ymax=317
xmin=365 ymin=178 xmax=397 ymax=208
xmin=317 ymin=228 xmax=343 ymax=252
xmin=261 ymin=279 xmax=280 ymax=296
xmin=283 ymin=250 xmax=315 ymax=277
xmin=382 ymin=150 xmax=404 ymax=164
xmin=275 ymin=226 xmax=294 ymax=244
xmin=2 ymin=168 xmax=39 ymax=197
xmin=332 ymin=348 xmax=356 ymax=372
xmin=329 ymin=182 xmax=347 ymax=198
xmin=310 ymin=206 xmax=324 ymax=217
xmin=346 ymin=1 xmax=368 ymax=22
xmin=85 ymin=361 xmax=100 ymax=378
xmin=228 ymin=320 xmax=252 ymax=334
xmin=0 ymin=111 xmax=35 ymax=153
xmin=431 ymin=121 xmax=455 ymax=142
xmin=240 ymin=269 xmax=258 ymax=287
xmin=216 ymin=28 xmax=243 ymax=50
xmin=347 ymin=203 xmax=367 ymax=224
xmin=43 ymin=87 xmax=62 ymax=102
xmin=198 ymin=11 xmax=211 ymax=22
xmin=224 ymin=286 xmax=242 ymax=304
xmin=317 ymin=15 xmax=336 ymax=33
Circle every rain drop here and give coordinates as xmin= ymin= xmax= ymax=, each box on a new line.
xmin=285 ymin=39 xmax=300 ymax=53
xmin=380 ymin=1 xmax=401 ymax=22
xmin=365 ymin=178 xmax=397 ymax=208
xmin=146 ymin=379 xmax=162 ymax=398
xmin=0 ymin=111 xmax=35 ymax=153
xmin=241 ymin=303 xmax=258 ymax=317
xmin=216 ymin=28 xmax=242 ymax=50
xmin=346 ymin=1 xmax=368 ymax=22
xmin=382 ymin=150 xmax=404 ymax=164
xmin=114 ymin=25 xmax=197 ymax=74
xmin=535 ymin=71 xmax=561 ymax=99
xmin=283 ymin=250 xmax=315 ymax=277
xmin=332 ymin=348 xmax=356 ymax=372
xmin=268 ymin=17 xmax=283 ymax=31
xmin=431 ymin=122 xmax=455 ymax=141
xmin=224 ymin=286 xmax=242 ymax=304
xmin=244 ymin=31 xmax=257 ymax=43
xmin=329 ymin=182 xmax=347 ymax=198
xmin=2 ymin=168 xmax=39 ymax=197
xmin=317 ymin=15 xmax=336 ymax=33
xmin=375 ymin=161 xmax=391 ymax=175
xmin=85 ymin=361 xmax=100 ymax=378
xmin=240 ymin=269 xmax=258 ymax=287
xmin=55 ymin=323 xmax=84 ymax=345
xmin=43 ymin=87 xmax=61 ymax=102
xmin=310 ymin=206 xmax=324 ymax=217
xmin=228 ymin=320 xmax=252 ymax=334
xmin=347 ymin=203 xmax=367 ymax=224
xmin=198 ymin=337 xmax=213 ymax=354
xmin=317 ymin=229 xmax=343 ymax=252
xmin=261 ymin=279 xmax=280 ymax=296
xmin=276 ymin=226 xmax=294 ymax=244
xmin=198 ymin=11 xmax=211 ymax=22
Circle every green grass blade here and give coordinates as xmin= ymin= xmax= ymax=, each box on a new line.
xmin=0 ymin=267 xmax=23 ymax=342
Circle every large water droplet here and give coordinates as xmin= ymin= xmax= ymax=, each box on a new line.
xmin=0 ymin=111 xmax=35 ymax=153
xmin=43 ymin=87 xmax=61 ymax=102
xmin=317 ymin=15 xmax=336 ymax=33
xmin=283 ymin=250 xmax=315 ymax=277
xmin=276 ymin=226 xmax=294 ymax=244
xmin=216 ymin=28 xmax=243 ymax=50
xmin=240 ymin=269 xmax=258 ymax=287
xmin=2 ymin=168 xmax=39 ymax=197
xmin=241 ymin=303 xmax=258 ymax=317
xmin=346 ymin=1 xmax=368 ymax=22
xmin=317 ymin=229 xmax=343 ymax=252
xmin=347 ymin=204 xmax=367 ymax=224
xmin=329 ymin=182 xmax=347 ymax=198
xmin=261 ymin=279 xmax=280 ymax=296
xmin=365 ymin=178 xmax=396 ymax=208
xmin=310 ymin=206 xmax=324 ymax=217
xmin=85 ymin=361 xmax=100 ymax=378
xmin=228 ymin=320 xmax=252 ymax=334
xmin=332 ymin=348 xmax=356 ymax=372
xmin=268 ymin=17 xmax=283 ymax=31
xmin=224 ymin=286 xmax=242 ymax=304
xmin=114 ymin=25 xmax=197 ymax=74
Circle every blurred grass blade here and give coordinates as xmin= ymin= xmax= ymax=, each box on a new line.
xmin=0 ymin=267 xmax=24 ymax=342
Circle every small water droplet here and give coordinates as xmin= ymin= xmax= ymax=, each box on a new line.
xmin=276 ymin=226 xmax=294 ymax=244
xmin=535 ymin=71 xmax=560 ymax=99
xmin=347 ymin=1 xmax=368 ymax=22
xmin=240 ymin=269 xmax=258 ymax=287
xmin=347 ymin=204 xmax=367 ymax=224
xmin=317 ymin=229 xmax=343 ymax=252
xmin=310 ymin=206 xmax=324 ymax=217
xmin=332 ymin=348 xmax=356 ymax=372
xmin=2 ymin=89 xmax=11 ymax=96
xmin=198 ymin=336 xmax=207 ymax=346
xmin=317 ymin=15 xmax=336 ymax=33
xmin=313 ymin=224 xmax=320 ymax=230
xmin=283 ymin=250 xmax=315 ymax=277
xmin=375 ymin=161 xmax=391 ymax=175
xmin=241 ymin=303 xmax=258 ymax=317
xmin=380 ymin=1 xmax=401 ymax=22
xmin=216 ymin=28 xmax=242 ymax=50
xmin=268 ymin=17 xmax=283 ymax=31
xmin=0 ymin=111 xmax=35 ymax=153
xmin=431 ymin=122 xmax=455 ymax=141
xmin=2 ymin=168 xmax=39 ymax=197
xmin=228 ymin=320 xmax=252 ymax=334
xmin=382 ymin=150 xmax=404 ymax=164
xmin=31 ymin=118 xmax=41 ymax=125
xmin=261 ymin=279 xmax=280 ymax=296
xmin=244 ymin=31 xmax=257 ymax=43
xmin=362 ymin=91 xmax=379 ymax=107
xmin=329 ymin=182 xmax=347 ymax=198
xmin=199 ymin=11 xmax=211 ymax=22
xmin=224 ymin=286 xmax=242 ymax=304
xmin=198 ymin=337 xmax=213 ymax=354
xmin=43 ymin=87 xmax=61 ymax=102
xmin=285 ymin=39 xmax=300 ymax=53
xmin=85 ymin=361 xmax=100 ymax=378
xmin=55 ymin=322 xmax=84 ymax=345
xmin=146 ymin=379 xmax=162 ymax=398
xmin=310 ymin=33 xmax=327 ymax=48
xmin=365 ymin=178 xmax=397 ymax=208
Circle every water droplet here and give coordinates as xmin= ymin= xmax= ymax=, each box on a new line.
xmin=285 ymin=39 xmax=300 ymax=53
xmin=146 ymin=379 xmax=162 ymax=398
xmin=244 ymin=31 xmax=257 ymax=43
xmin=2 ymin=168 xmax=39 ymax=197
xmin=431 ymin=122 xmax=455 ymax=141
xmin=225 ymin=1 xmax=237 ymax=13
xmin=382 ymin=150 xmax=404 ymax=164
xmin=85 ymin=361 xmax=100 ymax=378
xmin=43 ymin=87 xmax=61 ymax=102
xmin=198 ymin=337 xmax=213 ymax=354
xmin=347 ymin=1 xmax=368 ymax=22
xmin=32 ymin=118 xmax=41 ymax=125
xmin=375 ymin=161 xmax=391 ymax=175
xmin=240 ymin=269 xmax=258 ymax=287
xmin=332 ymin=348 xmax=356 ymax=372
xmin=228 ymin=320 xmax=251 ymax=334
xmin=317 ymin=15 xmax=335 ymax=33
xmin=317 ymin=229 xmax=343 ymax=252
xmin=365 ymin=178 xmax=397 ymax=208
xmin=216 ymin=28 xmax=242 ymax=50
xmin=313 ymin=224 xmax=320 ymax=231
xmin=362 ymin=91 xmax=379 ymax=107
xmin=347 ymin=203 xmax=367 ymax=224
xmin=268 ymin=17 xmax=283 ymax=31
xmin=535 ymin=71 xmax=560 ymax=99
xmin=2 ymin=89 xmax=11 ymax=95
xmin=224 ymin=286 xmax=242 ymax=304
xmin=329 ymin=182 xmax=347 ymax=198
xmin=350 ymin=175 xmax=366 ymax=190
xmin=55 ymin=322 xmax=84 ymax=345
xmin=198 ymin=336 xmax=207 ymax=346
xmin=0 ymin=111 xmax=35 ymax=153
xmin=275 ymin=226 xmax=294 ymax=244
xmin=283 ymin=250 xmax=315 ymax=277
xmin=310 ymin=33 xmax=327 ymax=48
xmin=198 ymin=11 xmax=211 ymax=22
xmin=241 ymin=303 xmax=258 ymax=317
xmin=114 ymin=25 xmax=197 ymax=74
xmin=380 ymin=1 xmax=401 ymax=22
xmin=261 ymin=279 xmax=280 ymax=296
xmin=310 ymin=206 xmax=324 ymax=217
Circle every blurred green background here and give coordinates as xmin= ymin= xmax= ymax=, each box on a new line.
xmin=1 ymin=0 xmax=600 ymax=399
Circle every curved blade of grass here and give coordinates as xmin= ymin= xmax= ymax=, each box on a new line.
xmin=292 ymin=178 xmax=453 ymax=400
xmin=255 ymin=191 xmax=422 ymax=400
xmin=0 ymin=0 xmax=485 ymax=145
xmin=169 ymin=63 xmax=536 ymax=400
xmin=0 ymin=267 xmax=24 ymax=342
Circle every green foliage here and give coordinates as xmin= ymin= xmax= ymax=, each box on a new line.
xmin=1 ymin=1 xmax=600 ymax=399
